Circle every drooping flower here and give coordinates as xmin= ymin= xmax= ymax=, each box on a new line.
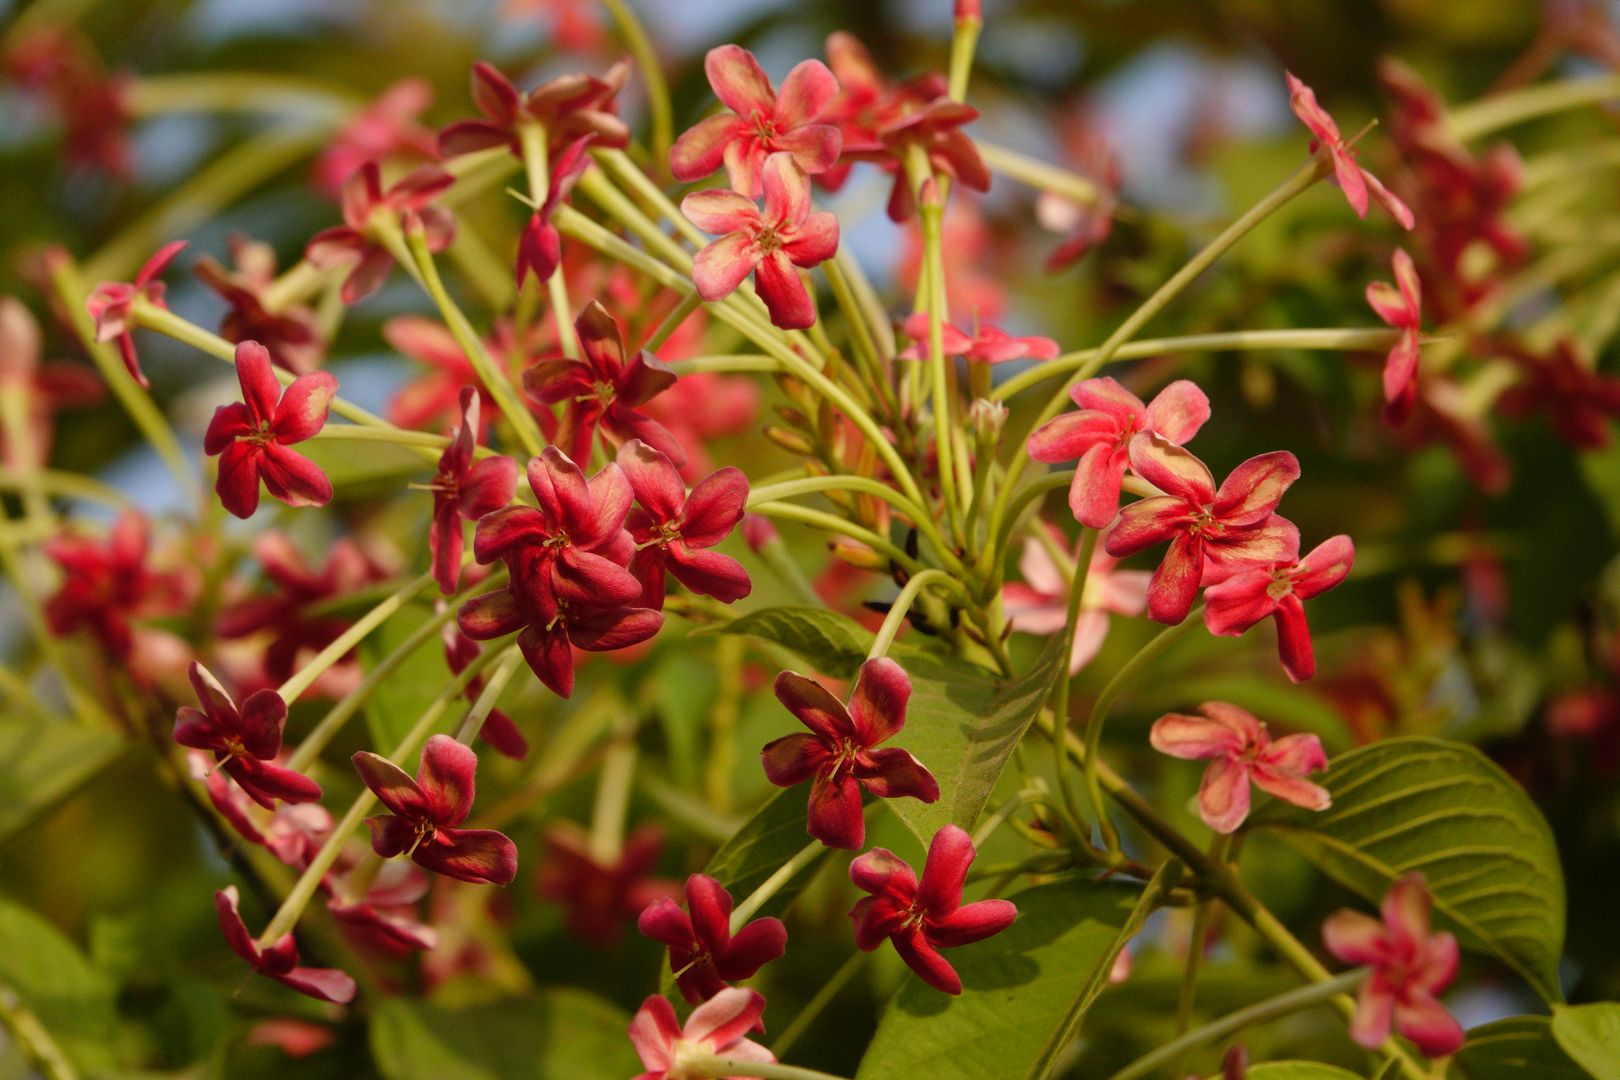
xmin=1367 ymin=250 xmax=1423 ymax=424
xmin=215 ymin=886 xmax=356 ymax=1004
xmin=669 ymin=44 xmax=842 ymax=198
xmin=441 ymin=610 xmax=528 ymax=759
xmin=1001 ymin=528 xmax=1150 ymax=675
xmin=427 ymin=389 xmax=519 ymax=594
xmin=849 ymin=825 xmax=1017 ymax=994
xmin=762 ymin=658 xmax=939 ymax=850
xmin=1038 ymin=112 xmax=1121 ymax=272
xmin=819 ymin=32 xmax=934 ymax=191
xmin=191 ymin=752 xmax=332 ymax=869
xmin=194 ymin=235 xmax=324 ymax=374
xmin=638 ymin=874 xmax=788 ymax=1004
xmin=628 ymin=988 xmax=775 ymax=1080
xmin=1203 ymin=535 xmax=1355 ymax=683
xmin=537 ymin=821 xmax=677 ymax=946
xmin=86 ymin=240 xmax=186 ymax=387
xmin=305 ymin=163 xmax=455 ymax=304
xmin=327 ymin=860 xmax=440 ymax=954
xmin=436 ymin=60 xmax=629 ymax=162
xmin=1104 ymin=435 xmax=1300 ymax=625
xmin=173 ymin=661 xmax=322 ymax=808
xmin=0 ymin=295 xmax=103 ymax=468
xmin=683 ymin=152 xmax=840 ymax=330
xmin=1027 ymin=377 xmax=1211 ymax=529
xmin=1148 ymin=701 xmax=1330 ymax=833
xmin=352 ymin=734 xmax=518 ymax=886
xmin=43 ymin=510 xmax=190 ymax=662
xmin=1322 ymin=874 xmax=1465 ymax=1057
xmin=203 ymin=340 xmax=338 ymax=519
xmin=868 ymin=98 xmax=991 ymax=222
xmin=312 ymin=78 xmax=439 ymax=196
xmin=618 ymin=440 xmax=750 ymax=608
xmin=516 ymin=134 xmax=593 ymax=288
xmin=898 ymin=314 xmax=1059 ymax=365
xmin=1286 ymin=72 xmax=1414 ymax=229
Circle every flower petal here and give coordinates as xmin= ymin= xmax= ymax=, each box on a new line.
xmin=848 ymin=657 xmax=910 ymax=746
xmin=754 ymin=251 xmax=815 ymax=330
xmin=415 ymin=733 xmax=477 ymax=827
xmin=1197 ymin=756 xmax=1253 ymax=834
xmin=773 ymin=671 xmax=854 ymax=741
xmin=927 ymin=898 xmax=1017 ymax=947
xmin=1213 ymin=451 xmax=1300 ymax=526
xmin=704 ymin=45 xmax=775 ymax=117
xmin=761 ymin=732 xmax=833 ymax=787
xmin=352 ymin=750 xmax=432 ymax=820
xmin=917 ymin=824 xmax=976 ymax=917
xmin=692 ymin=232 xmax=761 ymax=302
xmin=1143 ymin=379 xmax=1211 ymax=444
xmin=418 ymin=827 xmax=518 ymax=885
xmin=806 ymin=770 xmax=865 ymax=849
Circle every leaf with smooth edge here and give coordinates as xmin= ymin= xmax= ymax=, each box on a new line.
xmin=0 ymin=897 xmax=119 ymax=1072
xmin=706 ymin=604 xmax=876 ymax=676
xmin=360 ymin=602 xmax=449 ymax=750
xmin=699 ymin=786 xmax=824 ymax=917
xmin=857 ymin=877 xmax=1149 ymax=1080
xmin=1250 ymin=736 xmax=1565 ymax=1002
xmin=1449 ymin=1016 xmax=1589 ymax=1080
xmin=1552 ymin=1002 xmax=1620 ymax=1080
xmin=1223 ymin=1065 xmax=1364 ymax=1080
xmin=0 ymin=719 xmax=124 ymax=844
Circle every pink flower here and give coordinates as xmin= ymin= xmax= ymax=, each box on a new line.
xmin=1286 ymin=72 xmax=1414 ymax=229
xmin=3 ymin=27 xmax=133 ymax=177
xmin=1027 ymin=377 xmax=1211 ymax=529
xmin=352 ymin=734 xmax=518 ymax=886
xmin=898 ymin=313 xmax=1058 ymax=365
xmin=1002 ymin=529 xmax=1149 ymax=675
xmin=383 ymin=315 xmax=493 ymax=434
xmin=1203 ymin=535 xmax=1355 ymax=683
xmin=203 ymin=340 xmax=338 ymax=519
xmin=849 ymin=825 xmax=1017 ymax=994
xmin=427 ymin=389 xmax=519 ymax=594
xmin=683 ymin=153 xmax=839 ymax=330
xmin=305 ymin=163 xmax=455 ymax=304
xmin=1038 ymin=113 xmax=1121 ymax=272
xmin=869 ymin=99 xmax=991 ymax=222
xmin=819 ymin=32 xmax=932 ymax=191
xmin=86 ymin=240 xmax=186 ymax=387
xmin=173 ymin=661 xmax=322 ymax=808
xmin=215 ymin=886 xmax=356 ymax=1004
xmin=1104 ymin=435 xmax=1300 ymax=625
xmin=516 ymin=135 xmax=593 ymax=288
xmin=437 ymin=60 xmax=629 ymax=161
xmin=1367 ymin=249 xmax=1423 ymax=424
xmin=628 ymin=988 xmax=774 ymax=1079
xmin=538 ymin=822 xmax=677 ymax=947
xmin=1148 ymin=701 xmax=1330 ymax=833
xmin=0 ymin=296 xmax=103 ymax=469
xmin=638 ymin=874 xmax=788 ymax=1004
xmin=43 ymin=510 xmax=190 ymax=662
xmin=1323 ymin=874 xmax=1464 ymax=1057
xmin=619 ymin=440 xmax=751 ymax=608
xmin=194 ymin=236 xmax=324 ymax=374
xmin=312 ymin=78 xmax=439 ymax=196
xmin=762 ymin=658 xmax=939 ymax=850
xmin=670 ymin=45 xmax=842 ymax=198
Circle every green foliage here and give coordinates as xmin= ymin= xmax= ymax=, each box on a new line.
xmin=0 ymin=718 xmax=124 ymax=845
xmin=1230 ymin=1065 xmax=1365 ymax=1080
xmin=0 ymin=897 xmax=120 ymax=1074
xmin=359 ymin=601 xmax=449 ymax=750
xmin=1449 ymin=1016 xmax=1590 ymax=1080
xmin=708 ymin=604 xmax=879 ymax=677
xmin=698 ymin=786 xmax=822 ymax=918
xmin=1551 ymin=1002 xmax=1620 ymax=1080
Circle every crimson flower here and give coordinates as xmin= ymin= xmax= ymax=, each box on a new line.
xmin=1286 ymin=72 xmax=1414 ymax=229
xmin=683 ymin=152 xmax=840 ymax=330
xmin=1149 ymin=701 xmax=1330 ymax=834
xmin=328 ymin=861 xmax=439 ymax=954
xmin=871 ymin=99 xmax=991 ymax=222
xmin=670 ymin=45 xmax=842 ymax=198
xmin=638 ymin=874 xmax=787 ymax=1004
xmin=442 ymin=612 xmax=528 ymax=759
xmin=204 ymin=340 xmax=338 ymax=519
xmin=174 ymin=661 xmax=322 ymax=808
xmin=437 ymin=60 xmax=629 ymax=160
xmin=428 ymin=389 xmax=519 ymax=594
xmin=1323 ymin=874 xmax=1464 ymax=1056
xmin=1498 ymin=337 xmax=1620 ymax=450
xmin=306 ymin=163 xmax=455 ymax=304
xmin=0 ymin=296 xmax=102 ymax=468
xmin=640 ymin=369 xmax=760 ymax=479
xmin=849 ymin=825 xmax=1017 ymax=994
xmin=2 ymin=27 xmax=132 ymax=176
xmin=898 ymin=313 xmax=1058 ymax=365
xmin=762 ymin=658 xmax=938 ymax=850
xmin=215 ymin=886 xmax=356 ymax=1004
xmin=43 ymin=510 xmax=189 ymax=661
xmin=628 ymin=988 xmax=774 ymax=1079
xmin=1367 ymin=250 xmax=1423 ymax=425
xmin=1203 ymin=535 xmax=1355 ymax=683
xmin=352 ymin=734 xmax=518 ymax=886
xmin=537 ymin=822 xmax=677 ymax=947
xmin=1104 ymin=435 xmax=1300 ymax=625
xmin=618 ymin=440 xmax=750 ymax=608
xmin=1002 ymin=528 xmax=1149 ymax=675
xmin=192 ymin=753 xmax=331 ymax=869
xmin=194 ymin=236 xmax=324 ymax=374
xmin=517 ymin=135 xmax=593 ymax=288
xmin=383 ymin=315 xmax=494 ymax=434
xmin=312 ymin=78 xmax=438 ymax=196
xmin=86 ymin=240 xmax=186 ymax=387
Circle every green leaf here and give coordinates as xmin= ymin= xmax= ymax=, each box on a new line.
xmin=1552 ymin=1002 xmax=1620 ymax=1080
xmin=370 ymin=989 xmax=641 ymax=1080
xmin=0 ymin=897 xmax=119 ymax=1073
xmin=856 ymin=876 xmax=1153 ymax=1080
xmin=700 ymin=787 xmax=821 ymax=917
xmin=1250 ymin=736 xmax=1565 ymax=1002
xmin=1226 ymin=1065 xmax=1364 ymax=1080
xmin=359 ymin=602 xmax=449 ymax=750
xmin=706 ymin=605 xmax=876 ymax=676
xmin=0 ymin=718 xmax=125 ymax=845
xmin=1450 ymin=1016 xmax=1590 ymax=1080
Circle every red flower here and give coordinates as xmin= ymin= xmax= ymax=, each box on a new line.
xmin=312 ymin=78 xmax=439 ymax=197
xmin=204 ymin=340 xmax=338 ymax=519
xmin=328 ymin=861 xmax=440 ymax=954
xmin=869 ymin=99 xmax=991 ymax=222
xmin=174 ymin=661 xmax=322 ymax=808
xmin=194 ymin=235 xmax=324 ymax=374
xmin=383 ymin=315 xmax=496 ymax=435
xmin=428 ymin=389 xmax=519 ymax=594
xmin=86 ymin=240 xmax=186 ymax=387
xmin=523 ymin=301 xmax=683 ymax=464
xmin=441 ymin=612 xmax=528 ymax=759
xmin=670 ymin=45 xmax=842 ymax=198
xmin=537 ymin=822 xmax=676 ymax=947
xmin=628 ymin=988 xmax=774 ymax=1079
xmin=638 ymin=874 xmax=787 ymax=1004
xmin=849 ymin=825 xmax=1017 ymax=994
xmin=1203 ymin=535 xmax=1355 ymax=683
xmin=762 ymin=658 xmax=939 ymax=850
xmin=2 ymin=27 xmax=133 ymax=177
xmin=683 ymin=153 xmax=840 ymax=330
xmin=1002 ymin=527 xmax=1149 ymax=675
xmin=501 ymin=0 xmax=605 ymax=50
xmin=1286 ymin=72 xmax=1414 ymax=229
xmin=1038 ymin=112 xmax=1121 ymax=272
xmin=1367 ymin=250 xmax=1423 ymax=425
xmin=1498 ymin=337 xmax=1620 ymax=451
xmin=192 ymin=753 xmax=331 ymax=869
xmin=437 ymin=60 xmax=629 ymax=161
xmin=819 ymin=33 xmax=930 ymax=191
xmin=1027 ymin=377 xmax=1211 ymax=529
xmin=618 ymin=440 xmax=751 ymax=608
xmin=306 ymin=163 xmax=455 ymax=304
xmin=215 ymin=886 xmax=356 ymax=1003
xmin=1104 ymin=435 xmax=1300 ymax=625
xmin=516 ymin=135 xmax=593 ymax=288
xmin=0 ymin=296 xmax=103 ymax=468
xmin=1323 ymin=874 xmax=1464 ymax=1057
xmin=1148 ymin=701 xmax=1330 ymax=833
xmin=352 ymin=734 xmax=518 ymax=886
xmin=43 ymin=510 xmax=189 ymax=661
xmin=898 ymin=313 xmax=1058 ymax=365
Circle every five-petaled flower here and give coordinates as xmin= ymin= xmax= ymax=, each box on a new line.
xmin=869 ymin=99 xmax=991 ymax=222
xmin=1104 ymin=435 xmax=1300 ymax=625
xmin=670 ymin=44 xmax=842 ymax=198
xmin=43 ymin=509 xmax=189 ymax=662
xmin=215 ymin=886 xmax=356 ymax=1003
xmin=638 ymin=874 xmax=787 ymax=1004
xmin=86 ymin=240 xmax=186 ymax=387
xmin=849 ymin=824 xmax=1017 ymax=994
xmin=437 ymin=60 xmax=629 ymax=161
xmin=684 ymin=153 xmax=840 ymax=330
xmin=1367 ymin=249 xmax=1423 ymax=424
xmin=306 ymin=162 xmax=455 ymax=304
xmin=537 ymin=821 xmax=677 ymax=947
xmin=1028 ymin=377 xmax=1210 ymax=529
xmin=628 ymin=987 xmax=774 ymax=1079
xmin=898 ymin=313 xmax=1059 ymax=366
xmin=173 ymin=661 xmax=322 ymax=808
xmin=762 ymin=657 xmax=939 ymax=850
xmin=352 ymin=734 xmax=519 ymax=886
xmin=1203 ymin=534 xmax=1355 ymax=683
xmin=204 ymin=340 xmax=338 ymax=519
xmin=1322 ymin=873 xmax=1464 ymax=1057
xmin=618 ymin=440 xmax=751 ymax=608
xmin=1286 ymin=72 xmax=1414 ymax=230
xmin=1148 ymin=701 xmax=1330 ymax=834
xmin=427 ymin=388 xmax=519 ymax=594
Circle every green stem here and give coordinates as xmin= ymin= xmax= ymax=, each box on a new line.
xmin=976 ymin=141 xmax=1101 ymax=206
xmin=125 ymin=73 xmax=361 ymax=117
xmin=665 ymin=354 xmax=776 ymax=375
xmin=729 ymin=840 xmax=825 ymax=933
xmin=1448 ymin=73 xmax=1620 ymax=141
xmin=770 ymin=952 xmax=870 ymax=1059
xmin=0 ymin=984 xmax=78 ymax=1080
xmin=1050 ymin=528 xmax=1097 ymax=833
xmin=867 ymin=568 xmax=963 ymax=660
xmin=1174 ymin=833 xmax=1233 ymax=1048
xmin=275 ymin=572 xmax=435 ymax=704
xmin=588 ymin=732 xmax=638 ymax=864
xmin=600 ymin=0 xmax=674 ymax=174
xmin=683 ymin=1056 xmax=850 ymax=1080
xmin=311 ymin=425 xmax=449 ymax=449
xmin=748 ymin=501 xmax=922 ymax=575
xmin=642 ymin=290 xmax=705 ymax=354
xmin=910 ymin=154 xmax=962 ymax=542
xmin=948 ymin=10 xmax=982 ymax=103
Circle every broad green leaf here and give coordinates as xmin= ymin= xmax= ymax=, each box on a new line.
xmin=0 ymin=718 xmax=125 ymax=845
xmin=301 ymin=437 xmax=425 ymax=495
xmin=1224 ymin=1065 xmax=1363 ymax=1080
xmin=706 ymin=605 xmax=876 ymax=676
xmin=359 ymin=602 xmax=450 ymax=750
xmin=0 ymin=897 xmax=119 ymax=1073
xmin=370 ymin=989 xmax=640 ymax=1080
xmin=1450 ymin=1016 xmax=1589 ymax=1080
xmin=700 ymin=787 xmax=822 ymax=917
xmin=1552 ymin=1002 xmax=1620 ymax=1080
xmin=1251 ymin=736 xmax=1565 ymax=1002
xmin=857 ymin=877 xmax=1151 ymax=1080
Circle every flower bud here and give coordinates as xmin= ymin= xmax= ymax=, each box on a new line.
xmin=763 ymin=426 xmax=815 ymax=455
xmin=969 ymin=397 xmax=1007 ymax=443
xmin=829 ymin=539 xmax=886 ymax=571
xmin=741 ymin=513 xmax=779 ymax=553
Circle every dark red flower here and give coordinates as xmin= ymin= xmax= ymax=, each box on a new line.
xmin=1367 ymin=250 xmax=1423 ymax=425
xmin=306 ymin=163 xmax=455 ymax=304
xmin=327 ymin=861 xmax=440 ymax=954
xmin=441 ymin=612 xmax=528 ymax=759
xmin=194 ymin=236 xmax=324 ymax=374
xmin=537 ymin=822 xmax=677 ymax=947
xmin=428 ymin=388 xmax=519 ymax=594
xmin=215 ymin=886 xmax=356 ymax=1003
xmin=516 ymin=135 xmax=593 ymax=288
xmin=437 ymin=60 xmax=629 ymax=161
xmin=0 ymin=296 xmax=103 ymax=469
xmin=203 ymin=340 xmax=337 ymax=519
xmin=638 ymin=874 xmax=787 ymax=1004
xmin=174 ymin=661 xmax=322 ymax=808
xmin=192 ymin=752 xmax=332 ymax=869
xmin=1203 ymin=535 xmax=1355 ymax=683
xmin=86 ymin=240 xmax=186 ymax=387
xmin=1498 ymin=337 xmax=1620 ymax=450
xmin=312 ymin=78 xmax=439 ymax=197
xmin=618 ymin=440 xmax=750 ymax=608
xmin=43 ymin=510 xmax=190 ymax=662
xmin=849 ymin=825 xmax=1016 ymax=994
xmin=1286 ymin=72 xmax=1414 ymax=229
xmin=2 ymin=27 xmax=133 ymax=177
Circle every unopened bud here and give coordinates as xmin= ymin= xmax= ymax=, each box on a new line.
xmin=829 ymin=539 xmax=886 ymax=571
xmin=955 ymin=0 xmax=982 ymax=22
xmin=741 ymin=513 xmax=779 ymax=553
xmin=969 ymin=397 xmax=1007 ymax=443
xmin=763 ymin=426 xmax=815 ymax=455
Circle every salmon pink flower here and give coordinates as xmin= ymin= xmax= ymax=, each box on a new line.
xmin=1367 ymin=250 xmax=1423 ymax=424
xmin=1286 ymin=72 xmax=1414 ymax=229
xmin=628 ymin=988 xmax=774 ymax=1079
xmin=1203 ymin=535 xmax=1355 ymax=683
xmin=204 ymin=340 xmax=338 ymax=519
xmin=1002 ymin=529 xmax=1150 ymax=674
xmin=306 ymin=163 xmax=455 ymax=304
xmin=1149 ymin=701 xmax=1330 ymax=833
xmin=215 ymin=886 xmax=356 ymax=1004
xmin=849 ymin=825 xmax=1017 ymax=994
xmin=618 ymin=440 xmax=751 ymax=608
xmin=427 ymin=389 xmax=519 ymax=594
xmin=871 ymin=99 xmax=991 ymax=222
xmin=1323 ymin=874 xmax=1464 ymax=1056
xmin=669 ymin=45 xmax=842 ymax=198
xmin=819 ymin=32 xmax=933 ymax=191
xmin=437 ymin=60 xmax=629 ymax=161
xmin=174 ymin=661 xmax=322 ymax=808
xmin=1039 ymin=114 xmax=1121 ymax=272
xmin=352 ymin=734 xmax=518 ymax=886
xmin=383 ymin=315 xmax=496 ymax=435
xmin=86 ymin=240 xmax=186 ymax=387
xmin=43 ymin=510 xmax=190 ymax=662
xmin=538 ymin=822 xmax=677 ymax=946
xmin=762 ymin=658 xmax=939 ymax=850
xmin=684 ymin=153 xmax=840 ymax=330
xmin=898 ymin=313 xmax=1058 ymax=365
xmin=312 ymin=78 xmax=438 ymax=196
xmin=516 ymin=135 xmax=592 ymax=288
xmin=638 ymin=874 xmax=787 ymax=1004
xmin=194 ymin=237 xmax=324 ymax=374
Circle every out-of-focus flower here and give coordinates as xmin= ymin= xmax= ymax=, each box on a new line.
xmin=2 ymin=27 xmax=133 ymax=176
xmin=43 ymin=510 xmax=190 ymax=662
xmin=1002 ymin=529 xmax=1150 ymax=674
xmin=1037 ymin=111 xmax=1121 ymax=271
xmin=1367 ymin=250 xmax=1423 ymax=424
xmin=638 ymin=874 xmax=787 ymax=1004
xmin=898 ymin=314 xmax=1058 ymax=365
xmin=437 ymin=60 xmax=628 ymax=162
xmin=501 ymin=0 xmax=606 ymax=51
xmin=86 ymin=241 xmax=187 ymax=387
xmin=1203 ymin=535 xmax=1355 ymax=683
xmin=0 ymin=296 xmax=103 ymax=468
xmin=383 ymin=315 xmax=498 ymax=435
xmin=203 ymin=341 xmax=337 ymax=519
xmin=174 ymin=661 xmax=322 ymax=808
xmin=869 ymin=98 xmax=991 ymax=222
xmin=194 ymin=237 xmax=324 ymax=374
xmin=1498 ymin=337 xmax=1620 ymax=450
xmin=312 ymin=78 xmax=439 ymax=196
xmin=628 ymin=988 xmax=774 ymax=1079
xmin=640 ymin=369 xmax=760 ymax=480
xmin=1286 ymin=73 xmax=1414 ymax=229
xmin=1149 ymin=701 xmax=1330 ymax=833
xmin=214 ymin=886 xmax=356 ymax=1003
xmin=537 ymin=822 xmax=677 ymax=946
xmin=619 ymin=440 xmax=750 ymax=608
xmin=328 ymin=860 xmax=440 ymax=953
xmin=427 ymin=389 xmax=518 ymax=594
xmin=306 ymin=164 xmax=455 ymax=304
xmin=897 ymin=200 xmax=1005 ymax=321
